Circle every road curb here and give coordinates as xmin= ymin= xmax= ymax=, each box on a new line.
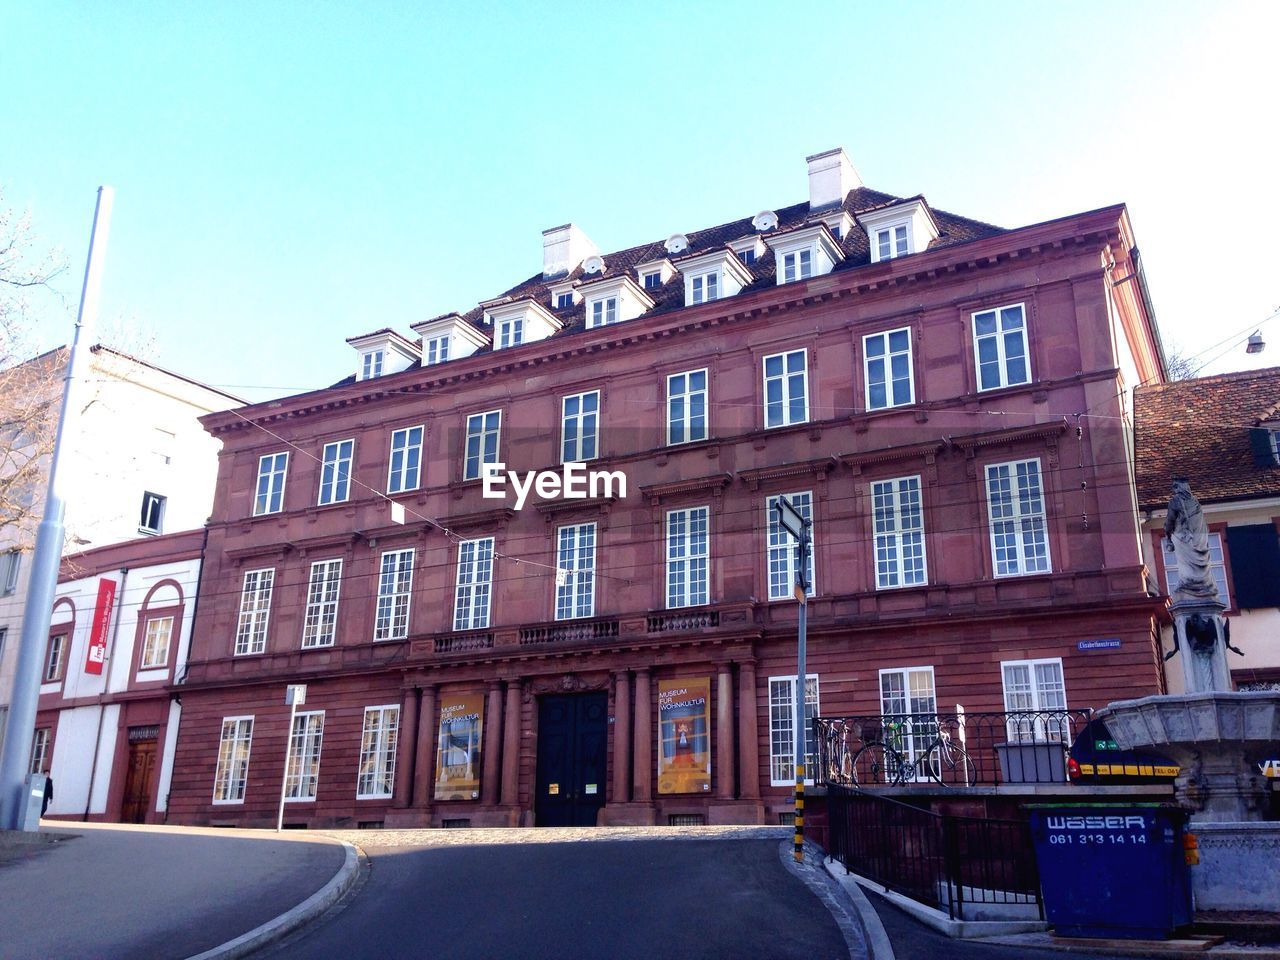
xmin=183 ymin=837 xmax=361 ymax=960
xmin=819 ymin=857 xmax=897 ymax=960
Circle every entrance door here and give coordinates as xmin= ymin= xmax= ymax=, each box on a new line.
xmin=535 ymin=692 xmax=608 ymax=827
xmin=122 ymin=739 xmax=158 ymax=824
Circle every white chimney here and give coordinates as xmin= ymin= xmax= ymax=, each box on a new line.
xmin=806 ymin=148 xmax=862 ymax=210
xmin=542 ymin=223 xmax=599 ymax=278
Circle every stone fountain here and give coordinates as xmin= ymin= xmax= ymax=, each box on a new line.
xmin=1096 ymin=478 xmax=1280 ymax=913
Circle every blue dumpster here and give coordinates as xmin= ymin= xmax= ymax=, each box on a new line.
xmin=1028 ymin=805 xmax=1192 ymax=939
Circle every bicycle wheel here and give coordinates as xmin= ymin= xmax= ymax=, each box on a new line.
xmin=850 ymin=743 xmax=906 ymax=786
xmin=922 ymin=743 xmax=977 ymax=785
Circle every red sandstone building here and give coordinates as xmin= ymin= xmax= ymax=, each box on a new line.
xmin=167 ymin=149 xmax=1168 ymax=829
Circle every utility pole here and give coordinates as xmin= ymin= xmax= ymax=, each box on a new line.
xmin=0 ymin=187 xmax=114 ymax=831
xmin=773 ymin=496 xmax=811 ymax=863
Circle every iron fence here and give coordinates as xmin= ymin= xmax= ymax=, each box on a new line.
xmin=815 ymin=709 xmax=1093 ymax=788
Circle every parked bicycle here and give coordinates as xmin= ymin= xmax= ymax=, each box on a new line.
xmin=848 ymin=717 xmax=976 ymax=786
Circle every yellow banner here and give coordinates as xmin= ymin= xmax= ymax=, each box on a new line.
xmin=435 ymin=692 xmax=484 ymax=801
xmin=658 ymin=678 xmax=711 ymax=795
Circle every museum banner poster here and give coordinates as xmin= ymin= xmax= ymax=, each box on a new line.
xmin=83 ymin=578 xmax=117 ymax=676
xmin=658 ymin=678 xmax=711 ymax=794
xmin=435 ymin=692 xmax=484 ymax=800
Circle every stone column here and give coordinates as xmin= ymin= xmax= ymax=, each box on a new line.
xmin=413 ymin=684 xmax=437 ymax=807
xmin=612 ymin=671 xmax=631 ymax=803
xmin=716 ymin=665 xmax=734 ymax=800
xmin=632 ymin=668 xmax=652 ymax=802
xmin=482 ymin=681 xmax=504 ymax=805
xmin=392 ymin=687 xmax=419 ymax=808
xmin=500 ymin=681 xmax=522 ymax=807
xmin=737 ymin=662 xmax=760 ymax=800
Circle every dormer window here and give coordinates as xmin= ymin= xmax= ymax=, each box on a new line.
xmin=642 ymin=271 xmax=662 ymax=290
xmin=347 ymin=329 xmax=419 ymax=380
xmin=423 ymin=335 xmax=450 ymax=366
xmin=876 ymin=224 xmax=910 ymax=260
xmin=739 ymin=248 xmax=757 ymax=265
xmin=766 ymin=225 xmax=843 ymax=287
xmin=676 ymin=249 xmax=754 ymax=308
xmin=410 ymin=313 xmax=490 ymax=366
xmin=589 ymin=297 xmax=618 ymax=328
xmin=548 ymin=279 xmax=581 ymax=311
xmin=556 ymin=292 xmax=574 ymax=309
xmin=485 ymin=300 xmax=562 ymax=351
xmin=579 ymin=275 xmax=655 ymax=331
xmin=690 ymin=273 xmax=718 ymax=304
xmin=361 ymin=350 xmax=384 ymax=380
xmin=857 ymin=198 xmax=940 ymax=264
xmin=496 ymin=315 xmax=524 ymax=349
xmin=636 ymin=258 xmax=676 ymax=291
xmin=781 ymin=250 xmax=812 ymax=283
xmin=729 ymin=236 xmax=765 ymax=266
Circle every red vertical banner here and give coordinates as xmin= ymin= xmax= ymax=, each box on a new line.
xmin=83 ymin=578 xmax=117 ymax=675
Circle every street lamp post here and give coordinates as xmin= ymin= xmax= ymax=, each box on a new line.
xmin=773 ymin=496 xmax=811 ymax=863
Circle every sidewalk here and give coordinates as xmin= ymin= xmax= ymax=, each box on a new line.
xmin=0 ymin=821 xmax=356 ymax=960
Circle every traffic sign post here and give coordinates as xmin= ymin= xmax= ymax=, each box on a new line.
xmin=773 ymin=496 xmax=811 ymax=863
xmin=277 ymin=684 xmax=307 ymax=832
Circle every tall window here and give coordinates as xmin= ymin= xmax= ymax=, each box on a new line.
xmin=374 ymin=549 xmax=415 ymax=641
xmin=763 ymin=349 xmax=809 ymax=428
xmin=318 ymin=440 xmax=354 ymax=505
xmin=139 ymin=492 xmax=166 ymax=534
xmin=453 ymin=538 xmax=494 ymax=630
xmin=667 ymin=369 xmax=708 ymax=445
xmin=864 ymin=328 xmax=914 ymax=410
xmin=423 ymin=336 xmax=450 ymax=366
xmin=985 ymin=459 xmax=1051 ymax=577
xmin=1161 ymin=534 xmax=1232 ymax=607
xmin=30 ymin=727 xmax=50 ymax=775
xmin=876 ymin=225 xmax=909 ymax=260
xmin=361 ymin=350 xmax=384 ymax=380
xmin=212 ymin=717 xmax=254 ymax=803
xmin=782 ymin=249 xmax=813 ymax=283
xmin=769 ymin=675 xmax=819 ymax=785
xmin=234 ymin=568 xmax=274 ymax=656
xmin=496 ymin=315 xmax=524 ymax=349
xmin=283 ymin=711 xmax=324 ymax=802
xmin=588 ymin=298 xmax=618 ymax=328
xmin=463 ymin=411 xmax=501 ymax=481
xmin=691 ymin=273 xmax=719 ymax=304
xmin=555 ymin=523 xmax=596 ymax=620
xmin=2 ymin=550 xmax=20 ymax=595
xmin=973 ymin=303 xmax=1030 ymax=391
xmin=140 ymin=615 xmax=175 ymax=670
xmin=254 ymin=452 xmax=288 ymax=516
xmin=766 ymin=492 xmax=815 ymax=600
xmin=43 ymin=633 xmax=67 ymax=683
xmin=880 ymin=666 xmax=936 ymax=779
xmin=356 ymin=705 xmax=400 ymax=800
xmin=561 ymin=391 xmax=600 ymax=463
xmin=387 ymin=425 xmax=424 ymax=494
xmin=666 ymin=507 xmax=709 ymax=609
xmin=872 ymin=476 xmax=927 ymax=588
xmin=302 ymin=559 xmax=343 ymax=648
xmin=1001 ymin=658 xmax=1069 ymax=743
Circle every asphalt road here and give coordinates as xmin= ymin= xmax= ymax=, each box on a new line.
xmin=263 ymin=837 xmax=851 ymax=960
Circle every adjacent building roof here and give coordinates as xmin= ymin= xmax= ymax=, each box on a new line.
xmin=1134 ymin=365 xmax=1280 ymax=509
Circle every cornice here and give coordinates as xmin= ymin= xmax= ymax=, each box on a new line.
xmin=439 ymin=507 xmax=516 ymax=534
xmin=841 ymin=441 xmax=946 ymax=470
xmin=947 ymin=418 xmax=1070 ymax=452
xmin=640 ymin=473 xmax=733 ymax=506
xmin=736 ymin=456 xmax=839 ymax=491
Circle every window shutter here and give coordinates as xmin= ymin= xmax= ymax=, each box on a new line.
xmin=1249 ymin=428 xmax=1275 ymax=467
xmin=1224 ymin=524 xmax=1280 ymax=609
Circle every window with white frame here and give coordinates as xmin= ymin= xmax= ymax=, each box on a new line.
xmin=766 ymin=492 xmax=815 ymax=600
xmin=879 ymin=666 xmax=937 ymax=780
xmin=588 ymin=297 xmax=618 ymax=328
xmin=666 ymin=507 xmax=709 ymax=608
xmin=283 ymin=710 xmax=324 ymax=802
xmin=356 ymin=705 xmax=400 ymax=799
xmin=763 ymin=349 xmax=809 ymax=428
xmin=667 ymin=369 xmax=708 ymax=445
xmin=864 ymin=328 xmax=914 ymax=410
xmin=2 ymin=550 xmax=20 ymax=595
xmin=1001 ymin=658 xmax=1069 ymax=743
xmin=140 ymin=615 xmax=175 ymax=670
xmin=422 ymin=335 xmax=450 ymax=366
xmin=875 ymin=224 xmax=910 ymax=260
xmin=768 ymin=674 xmax=819 ymax=785
xmin=30 ymin=727 xmax=50 ymax=776
xmin=212 ymin=716 xmax=254 ymax=803
xmin=302 ymin=559 xmax=343 ymax=648
xmin=234 ymin=568 xmax=274 ymax=656
xmin=387 ymin=425 xmax=424 ymax=494
xmin=873 ymin=476 xmax=927 ymax=589
xmin=318 ymin=439 xmax=354 ymax=505
xmin=374 ymin=549 xmax=414 ymax=641
xmin=1269 ymin=429 xmax=1280 ymax=465
xmin=496 ymin=315 xmax=524 ymax=349
xmin=555 ymin=523 xmax=596 ymax=620
xmin=1161 ymin=533 xmax=1232 ymax=607
xmin=985 ymin=459 xmax=1051 ymax=577
xmin=973 ymin=303 xmax=1031 ymax=391
xmin=555 ymin=292 xmax=574 ymax=310
xmin=43 ymin=633 xmax=67 ymax=683
xmin=254 ymin=452 xmax=288 ymax=516
xmin=781 ymin=249 xmax=813 ymax=283
xmin=561 ymin=391 xmax=599 ymax=463
xmin=453 ymin=537 xmax=494 ymax=630
xmin=690 ymin=272 xmax=719 ymax=304
xmin=642 ymin=271 xmax=662 ymax=290
xmin=139 ymin=492 xmax=166 ymax=534
xmin=463 ymin=410 xmax=501 ymax=481
xmin=361 ymin=350 xmax=384 ymax=380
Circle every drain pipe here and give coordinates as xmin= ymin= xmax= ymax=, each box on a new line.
xmin=83 ymin=567 xmax=128 ymax=821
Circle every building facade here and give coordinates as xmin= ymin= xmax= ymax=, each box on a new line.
xmin=1135 ymin=366 xmax=1280 ymax=693
xmin=167 ymin=149 xmax=1168 ymax=829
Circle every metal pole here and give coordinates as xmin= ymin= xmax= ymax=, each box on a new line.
xmin=0 ymin=187 xmax=114 ymax=831
xmin=277 ymin=698 xmax=298 ymax=832
xmin=793 ymin=531 xmax=810 ymax=863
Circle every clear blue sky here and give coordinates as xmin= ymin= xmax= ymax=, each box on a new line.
xmin=6 ymin=1 xmax=1277 ymax=403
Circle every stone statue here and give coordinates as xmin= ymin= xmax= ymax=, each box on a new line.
xmin=1164 ymin=477 xmax=1218 ymax=602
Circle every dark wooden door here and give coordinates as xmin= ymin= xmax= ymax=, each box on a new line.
xmin=535 ymin=693 xmax=608 ymax=827
xmin=122 ymin=739 xmax=158 ymax=824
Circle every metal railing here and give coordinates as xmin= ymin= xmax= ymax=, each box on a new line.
xmin=816 ymin=709 xmax=1093 ymax=788
xmin=826 ymin=785 xmax=1043 ymax=921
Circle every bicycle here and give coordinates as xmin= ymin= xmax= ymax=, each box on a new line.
xmin=849 ymin=718 xmax=977 ymax=786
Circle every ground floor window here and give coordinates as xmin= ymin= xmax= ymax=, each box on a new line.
xmin=212 ymin=717 xmax=254 ymax=803
xmin=284 ymin=711 xmax=325 ymax=802
xmin=356 ymin=705 xmax=400 ymax=799
xmin=878 ymin=666 xmax=937 ymax=781
xmin=768 ymin=674 xmax=819 ymax=785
